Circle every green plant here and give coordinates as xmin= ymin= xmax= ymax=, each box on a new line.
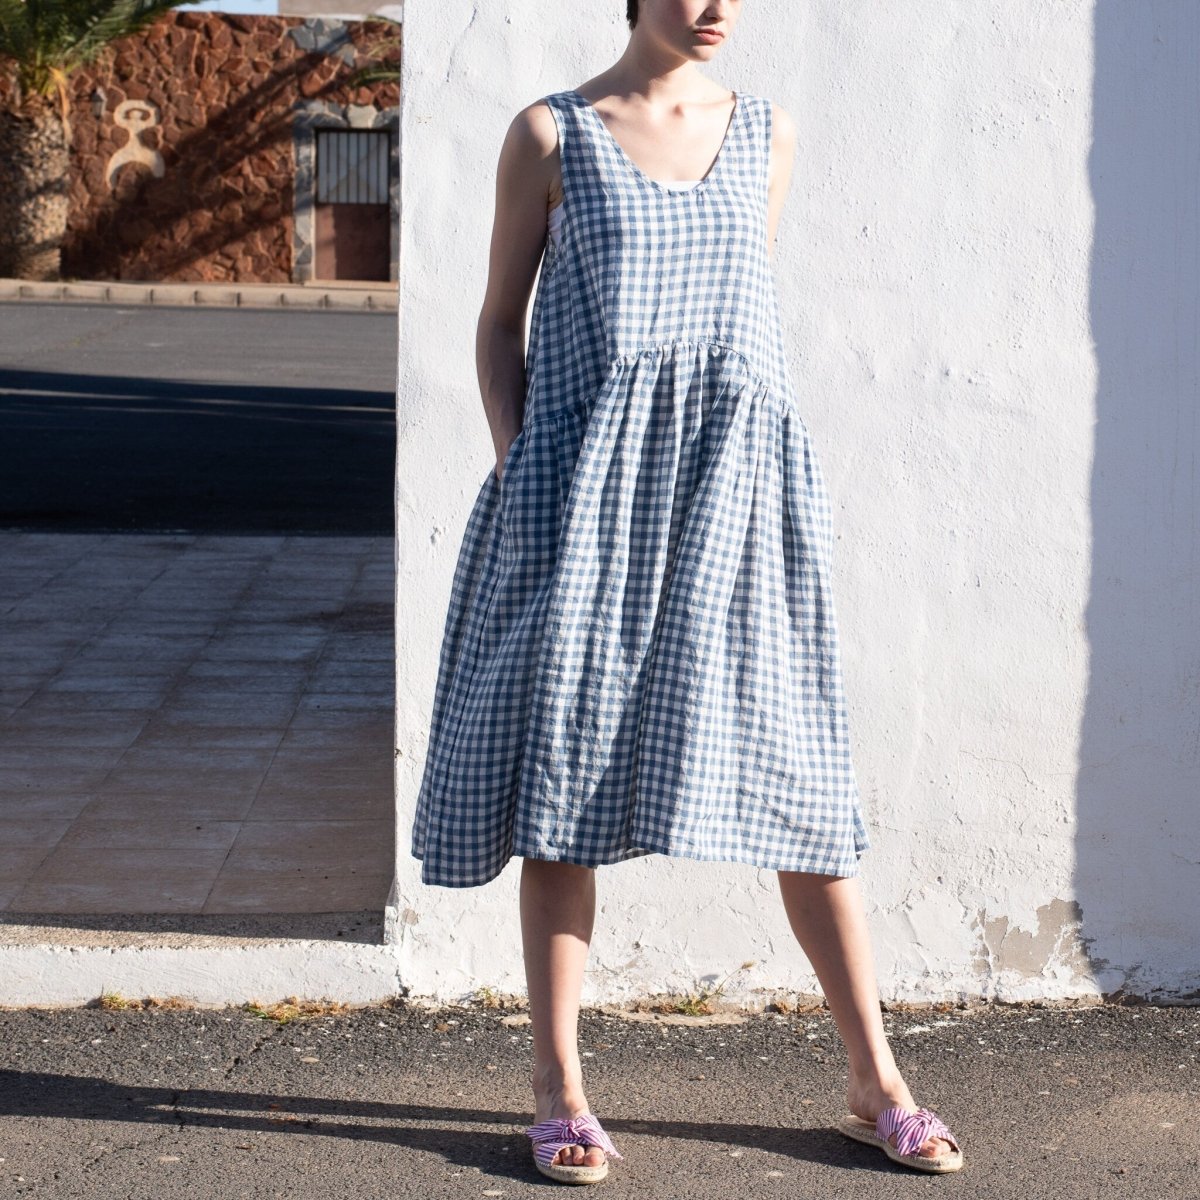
xmin=0 ymin=0 xmax=188 ymax=278
xmin=0 ymin=0 xmax=184 ymax=133
xmin=470 ymin=985 xmax=525 ymax=1010
xmin=344 ymin=14 xmax=400 ymax=90
xmin=650 ymin=960 xmax=757 ymax=1015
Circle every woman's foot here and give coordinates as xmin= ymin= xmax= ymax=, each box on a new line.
xmin=531 ymin=1069 xmax=608 ymax=1169
xmin=846 ymin=1069 xmax=956 ymax=1159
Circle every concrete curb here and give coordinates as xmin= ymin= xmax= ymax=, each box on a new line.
xmin=0 ymin=277 xmax=398 ymax=312
xmin=0 ymin=941 xmax=406 ymax=1008
xmin=0 ymin=914 xmax=404 ymax=1007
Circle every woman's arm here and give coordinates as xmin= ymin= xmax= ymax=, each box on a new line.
xmin=767 ymin=102 xmax=797 ymax=261
xmin=476 ymin=100 xmax=560 ymax=479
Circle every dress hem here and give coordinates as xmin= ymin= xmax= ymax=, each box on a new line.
xmin=411 ymin=835 xmax=869 ymax=890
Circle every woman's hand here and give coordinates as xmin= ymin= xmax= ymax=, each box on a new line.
xmin=494 ymin=433 xmax=519 ymax=482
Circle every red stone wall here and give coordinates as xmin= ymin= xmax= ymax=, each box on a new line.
xmin=2 ymin=12 xmax=400 ymax=283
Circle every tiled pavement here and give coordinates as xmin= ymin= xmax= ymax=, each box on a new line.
xmin=0 ymin=532 xmax=394 ymax=914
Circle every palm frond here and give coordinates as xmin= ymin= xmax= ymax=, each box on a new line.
xmin=0 ymin=0 xmax=34 ymax=62
xmin=346 ymin=64 xmax=399 ymax=88
xmin=346 ymin=12 xmax=399 ymax=90
xmin=71 ymin=0 xmax=186 ymax=65
xmin=1 ymin=0 xmax=188 ymax=99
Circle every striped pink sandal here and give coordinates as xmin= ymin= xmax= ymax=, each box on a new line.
xmin=524 ymin=1112 xmax=624 ymax=1184
xmin=836 ymin=1104 xmax=964 ymax=1173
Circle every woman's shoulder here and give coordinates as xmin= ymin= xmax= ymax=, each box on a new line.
xmin=739 ymin=92 xmax=789 ymax=134
xmin=740 ymin=92 xmax=786 ymax=115
xmin=506 ymin=96 xmax=564 ymax=154
xmin=752 ymin=96 xmax=795 ymax=139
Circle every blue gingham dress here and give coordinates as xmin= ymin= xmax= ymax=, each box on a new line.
xmin=411 ymin=88 xmax=871 ymax=888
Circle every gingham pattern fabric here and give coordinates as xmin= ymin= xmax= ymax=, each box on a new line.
xmin=411 ymin=89 xmax=871 ymax=888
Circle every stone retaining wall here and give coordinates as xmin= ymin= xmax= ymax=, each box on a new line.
xmin=0 ymin=12 xmax=400 ymax=283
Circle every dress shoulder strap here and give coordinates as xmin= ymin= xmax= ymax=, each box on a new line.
xmin=735 ymin=93 xmax=774 ymax=206
xmin=537 ymin=90 xmax=615 ymax=246
xmin=537 ymin=91 xmax=588 ymax=191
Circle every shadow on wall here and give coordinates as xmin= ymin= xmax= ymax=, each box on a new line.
xmin=69 ymin=60 xmax=308 ymax=282
xmin=1076 ymin=2 xmax=1200 ymax=1001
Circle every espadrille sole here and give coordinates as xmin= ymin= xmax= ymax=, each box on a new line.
xmin=836 ymin=1113 xmax=964 ymax=1173
xmin=531 ymin=1155 xmax=610 ymax=1185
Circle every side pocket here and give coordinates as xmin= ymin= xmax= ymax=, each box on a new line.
xmin=495 ymin=425 xmax=531 ymax=534
xmin=496 ymin=425 xmax=528 ymax=487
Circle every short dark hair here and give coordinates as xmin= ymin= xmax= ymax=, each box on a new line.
xmin=627 ymin=1 xmax=638 ymax=29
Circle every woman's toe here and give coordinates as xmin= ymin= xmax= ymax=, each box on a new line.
xmin=887 ymin=1131 xmax=952 ymax=1158
xmin=553 ymin=1143 xmax=605 ymax=1167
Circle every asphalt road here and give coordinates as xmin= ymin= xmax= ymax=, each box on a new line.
xmin=0 ymin=302 xmax=397 ymax=535
xmin=0 ymin=999 xmax=1197 ymax=1198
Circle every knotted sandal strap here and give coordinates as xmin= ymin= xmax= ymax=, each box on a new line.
xmin=875 ymin=1105 xmax=961 ymax=1157
xmin=524 ymin=1113 xmax=625 ymax=1167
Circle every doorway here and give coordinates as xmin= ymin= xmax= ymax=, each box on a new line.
xmin=314 ymin=128 xmax=393 ymax=282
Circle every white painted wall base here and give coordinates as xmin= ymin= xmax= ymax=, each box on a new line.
xmin=0 ymin=941 xmax=405 ymax=1009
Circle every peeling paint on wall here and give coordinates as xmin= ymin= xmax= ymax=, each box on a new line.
xmin=973 ymin=899 xmax=1092 ymax=985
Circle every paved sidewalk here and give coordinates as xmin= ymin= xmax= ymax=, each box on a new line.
xmin=0 ymin=998 xmax=1196 ymax=1198
xmin=0 ymin=276 xmax=397 ymax=311
xmin=0 ymin=532 xmax=393 ymax=915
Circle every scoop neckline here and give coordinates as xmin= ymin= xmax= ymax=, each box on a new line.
xmin=566 ymin=88 xmax=742 ymax=196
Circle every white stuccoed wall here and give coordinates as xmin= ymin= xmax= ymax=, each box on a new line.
xmin=390 ymin=3 xmax=1200 ymax=1005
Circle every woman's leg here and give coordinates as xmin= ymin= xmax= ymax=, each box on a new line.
xmin=520 ymin=857 xmax=607 ymax=1167
xmin=776 ymin=870 xmax=955 ymax=1159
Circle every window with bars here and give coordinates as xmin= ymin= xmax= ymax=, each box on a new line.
xmin=315 ymin=129 xmax=392 ymax=205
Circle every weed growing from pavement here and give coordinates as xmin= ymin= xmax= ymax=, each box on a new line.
xmin=96 ymin=992 xmax=193 ymax=1011
xmin=242 ymin=998 xmax=358 ymax=1024
xmin=627 ymin=960 xmax=758 ymax=1016
xmin=470 ymin=986 xmax=526 ymax=1011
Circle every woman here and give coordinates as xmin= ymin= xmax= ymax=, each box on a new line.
xmin=411 ymin=0 xmax=964 ymax=1184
